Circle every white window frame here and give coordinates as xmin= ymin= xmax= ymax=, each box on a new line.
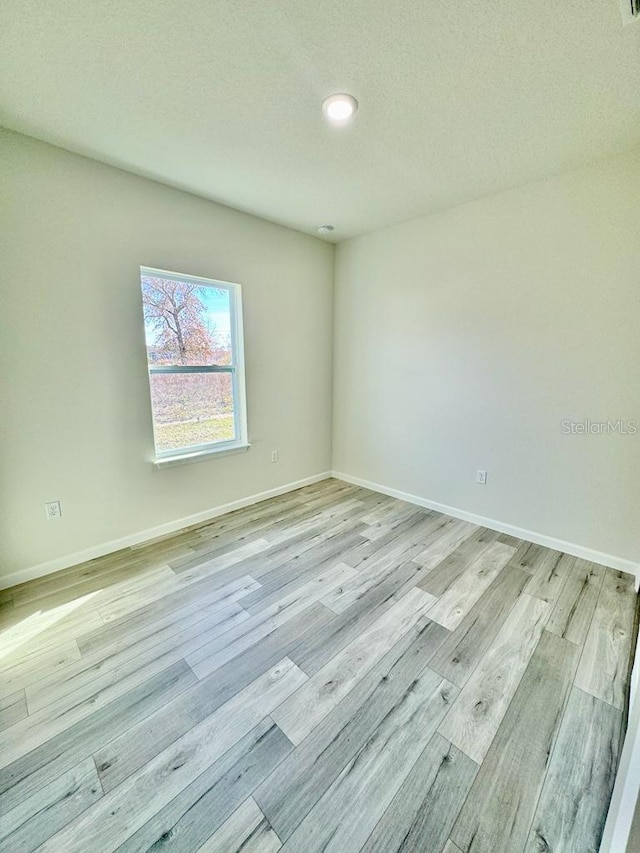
xmin=141 ymin=266 xmax=249 ymax=465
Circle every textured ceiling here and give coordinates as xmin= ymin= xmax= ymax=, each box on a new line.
xmin=1 ymin=1 xmax=639 ymax=240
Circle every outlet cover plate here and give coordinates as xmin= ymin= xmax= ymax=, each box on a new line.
xmin=45 ymin=500 xmax=62 ymax=520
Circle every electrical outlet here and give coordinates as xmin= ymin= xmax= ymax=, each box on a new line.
xmin=45 ymin=500 xmax=62 ymax=520
xmin=476 ymin=469 xmax=487 ymax=486
xmin=271 ymin=450 xmax=279 ymax=463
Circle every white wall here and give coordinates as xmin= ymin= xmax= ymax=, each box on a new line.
xmin=0 ymin=129 xmax=334 ymax=584
xmin=3 ymin=130 xmax=639 ymax=584
xmin=333 ymin=148 xmax=640 ymax=567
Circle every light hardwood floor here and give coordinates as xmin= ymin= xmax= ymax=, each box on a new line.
xmin=0 ymin=478 xmax=636 ymax=852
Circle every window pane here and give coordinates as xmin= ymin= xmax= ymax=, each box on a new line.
xmin=142 ymin=275 xmax=232 ymax=366
xmin=149 ymin=372 xmax=235 ymax=453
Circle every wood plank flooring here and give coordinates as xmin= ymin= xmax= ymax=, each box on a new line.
xmin=0 ymin=478 xmax=636 ymax=853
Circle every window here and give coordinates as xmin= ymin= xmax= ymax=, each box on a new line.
xmin=140 ymin=267 xmax=248 ymax=462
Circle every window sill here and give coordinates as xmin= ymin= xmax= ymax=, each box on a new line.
xmin=154 ymin=442 xmax=251 ymax=468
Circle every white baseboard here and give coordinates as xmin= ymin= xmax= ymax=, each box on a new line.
xmin=7 ymin=466 xmax=637 ymax=586
xmin=334 ymin=468 xmax=640 ymax=850
xmin=1 ymin=472 xmax=332 ymax=590
xmin=332 ymin=470 xmax=640 ymax=578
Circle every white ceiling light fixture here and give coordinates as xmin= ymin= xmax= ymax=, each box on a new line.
xmin=317 ymin=224 xmax=335 ymax=235
xmin=322 ymin=93 xmax=358 ymax=125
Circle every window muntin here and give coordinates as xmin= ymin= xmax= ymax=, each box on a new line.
xmin=141 ymin=267 xmax=247 ymax=460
